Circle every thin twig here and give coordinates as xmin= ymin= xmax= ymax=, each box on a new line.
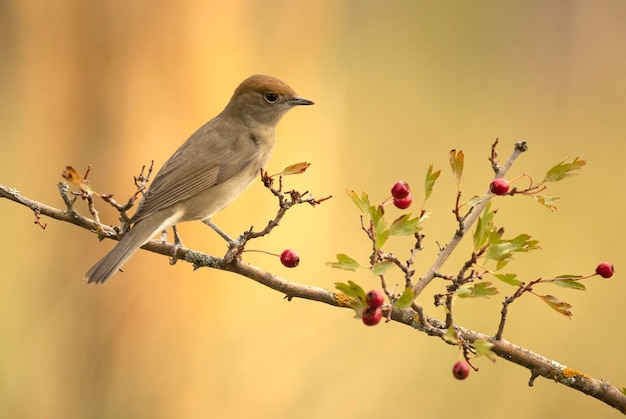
xmin=413 ymin=141 xmax=528 ymax=297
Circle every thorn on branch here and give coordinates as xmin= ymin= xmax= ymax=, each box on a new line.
xmin=489 ymin=138 xmax=501 ymax=172
xmin=311 ymin=195 xmax=333 ymax=205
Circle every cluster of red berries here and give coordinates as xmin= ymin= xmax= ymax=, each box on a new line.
xmin=391 ymin=181 xmax=412 ymax=209
xmin=362 ymin=289 xmax=385 ymax=326
xmin=376 ymin=178 xmax=614 ymax=379
xmin=280 ymin=249 xmax=300 ymax=268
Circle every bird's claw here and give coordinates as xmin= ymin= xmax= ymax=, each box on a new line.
xmin=223 ymin=239 xmax=245 ymax=263
xmin=169 ymin=225 xmax=184 ymax=265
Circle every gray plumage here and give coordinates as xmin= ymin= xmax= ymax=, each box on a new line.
xmin=85 ymin=75 xmax=313 ymax=283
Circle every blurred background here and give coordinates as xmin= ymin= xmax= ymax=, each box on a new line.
xmin=1 ymin=1 xmax=625 ymax=418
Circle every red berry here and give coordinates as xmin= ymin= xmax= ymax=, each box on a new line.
xmin=595 ymin=262 xmax=614 ymax=278
xmin=366 ymin=289 xmax=385 ymax=309
xmin=490 ymin=178 xmax=510 ymax=195
xmin=361 ymin=307 xmax=382 ymax=326
xmin=393 ymin=193 xmax=413 ymax=209
xmin=391 ymin=181 xmax=411 ymax=199
xmin=280 ymin=249 xmax=300 ymax=268
xmin=452 ymin=361 xmax=470 ymax=380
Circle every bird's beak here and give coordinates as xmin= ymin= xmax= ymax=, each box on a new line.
xmin=290 ymin=97 xmax=315 ymax=106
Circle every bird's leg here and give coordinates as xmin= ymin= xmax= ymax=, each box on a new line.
xmin=169 ymin=225 xmax=185 ymax=265
xmin=202 ymin=219 xmax=242 ymax=247
xmin=172 ymin=225 xmax=184 ymax=248
xmin=160 ymin=229 xmax=168 ymax=243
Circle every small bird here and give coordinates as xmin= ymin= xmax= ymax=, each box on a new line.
xmin=85 ymin=75 xmax=314 ymax=283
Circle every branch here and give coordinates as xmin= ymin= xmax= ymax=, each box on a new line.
xmin=3 ymin=169 xmax=626 ymax=414
xmin=391 ymin=305 xmax=626 ymax=413
xmin=413 ymin=141 xmax=528 ymax=297
xmin=0 ymin=182 xmax=342 ymax=305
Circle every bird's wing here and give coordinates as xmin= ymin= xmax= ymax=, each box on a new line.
xmin=130 ymin=118 xmax=260 ymax=224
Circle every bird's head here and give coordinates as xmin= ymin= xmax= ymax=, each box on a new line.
xmin=222 ymin=74 xmax=314 ymax=127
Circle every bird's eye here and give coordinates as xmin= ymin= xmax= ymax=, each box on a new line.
xmin=264 ymin=92 xmax=278 ymax=103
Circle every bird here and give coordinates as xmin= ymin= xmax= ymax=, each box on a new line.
xmin=85 ymin=74 xmax=314 ymax=283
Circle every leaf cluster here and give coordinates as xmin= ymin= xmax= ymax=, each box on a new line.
xmin=329 ymin=144 xmax=599 ymax=365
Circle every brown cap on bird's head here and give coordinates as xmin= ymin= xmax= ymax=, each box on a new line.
xmin=222 ymin=74 xmax=314 ymax=126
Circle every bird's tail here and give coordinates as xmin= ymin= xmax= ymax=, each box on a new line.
xmin=84 ymin=211 xmax=176 ymax=284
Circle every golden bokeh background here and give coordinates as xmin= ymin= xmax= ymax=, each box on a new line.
xmin=1 ymin=1 xmax=625 ymax=418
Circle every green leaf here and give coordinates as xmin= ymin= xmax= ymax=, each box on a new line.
xmin=371 ymin=260 xmax=394 ymax=276
xmin=509 ymin=234 xmax=541 ymax=253
xmin=495 ymin=257 xmax=510 ymax=271
xmin=466 ymin=195 xmax=486 ymax=208
xmin=534 ymin=195 xmax=560 ymax=212
xmin=473 ymin=339 xmax=497 ymax=362
xmin=346 ymin=190 xmax=391 ymax=249
xmin=620 ymin=387 xmax=626 ymax=396
xmin=555 ymin=274 xmax=584 ymax=279
xmin=493 ymin=273 xmax=522 ymax=286
xmin=371 ymin=204 xmax=385 ymax=226
xmin=473 ymin=202 xmax=495 ymax=250
xmin=346 ymin=190 xmax=371 ymax=216
xmin=543 ymin=157 xmax=586 ymax=183
xmin=370 ymin=204 xmax=389 ymax=249
xmin=390 ymin=214 xmax=422 ymax=236
xmin=375 ymin=229 xmax=390 ymax=250
xmin=455 ymin=285 xmax=472 ymax=298
xmin=424 ymin=164 xmax=441 ymax=201
xmin=486 ymin=234 xmax=540 ymax=269
xmin=486 ymin=242 xmax=514 ymax=262
xmin=327 ymin=254 xmax=361 ymax=271
xmin=449 ymin=149 xmax=464 ymax=185
xmin=334 ymin=280 xmax=367 ymax=301
xmin=393 ymin=287 xmax=415 ymax=308
xmin=552 ymin=279 xmax=586 ymax=291
xmin=472 ymin=215 xmax=485 ymax=250
xmin=539 ymin=294 xmax=573 ymax=318
xmin=456 ymin=282 xmax=499 ymax=298
xmin=442 ymin=327 xmax=459 ymax=345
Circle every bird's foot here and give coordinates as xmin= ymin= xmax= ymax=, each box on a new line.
xmin=169 ymin=225 xmax=185 ymax=265
xmin=202 ymin=219 xmax=248 ymax=263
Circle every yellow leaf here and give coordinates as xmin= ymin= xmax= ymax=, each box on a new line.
xmin=449 ymin=149 xmax=464 ymax=185
xmin=61 ymin=166 xmax=95 ymax=194
xmin=280 ymin=162 xmax=311 ymax=176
